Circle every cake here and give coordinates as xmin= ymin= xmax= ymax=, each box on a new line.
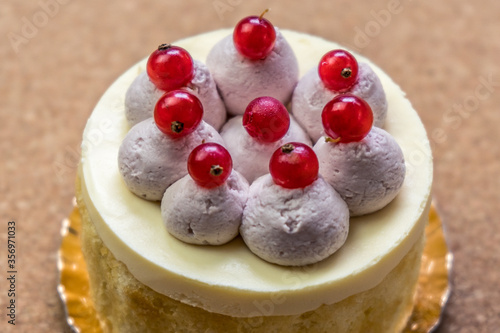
xmin=76 ymin=22 xmax=433 ymax=332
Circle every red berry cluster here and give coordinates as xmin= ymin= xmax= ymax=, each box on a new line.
xmin=148 ymin=12 xmax=374 ymax=190
xmin=319 ymin=50 xmax=373 ymax=143
xmin=148 ymin=44 xmax=205 ymax=140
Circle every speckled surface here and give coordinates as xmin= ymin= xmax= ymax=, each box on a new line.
xmin=0 ymin=1 xmax=498 ymax=332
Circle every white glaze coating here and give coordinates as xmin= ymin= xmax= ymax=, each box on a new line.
xmin=206 ymin=28 xmax=299 ymax=115
xmin=125 ymin=60 xmax=226 ymax=130
xmin=315 ymin=127 xmax=406 ymax=216
xmin=79 ymin=29 xmax=432 ymax=317
xmin=292 ymin=62 xmax=387 ymax=142
xmin=220 ymin=115 xmax=311 ymax=183
xmin=241 ymin=175 xmax=349 ymax=266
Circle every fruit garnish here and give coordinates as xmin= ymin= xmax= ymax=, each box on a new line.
xmin=318 ymin=49 xmax=359 ymax=92
xmin=233 ymin=9 xmax=276 ymax=60
xmin=154 ymin=90 xmax=203 ymax=138
xmin=242 ymin=96 xmax=290 ymax=143
xmin=269 ymin=142 xmax=319 ymax=189
xmin=321 ymin=94 xmax=373 ymax=143
xmin=147 ymin=44 xmax=194 ymax=91
xmin=188 ymin=143 xmax=233 ymax=189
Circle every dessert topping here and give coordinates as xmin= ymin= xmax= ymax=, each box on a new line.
xmin=233 ymin=9 xmax=276 ymax=60
xmin=154 ymin=90 xmax=203 ymax=138
xmin=318 ymin=49 xmax=359 ymax=92
xmin=321 ymin=94 xmax=373 ymax=143
xmin=147 ymin=44 xmax=194 ymax=91
xmin=242 ymin=96 xmax=290 ymax=143
xmin=188 ymin=142 xmax=233 ymax=189
xmin=269 ymin=142 xmax=319 ymax=189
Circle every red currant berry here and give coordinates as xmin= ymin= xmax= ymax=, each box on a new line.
xmin=321 ymin=94 xmax=373 ymax=143
xmin=243 ymin=96 xmax=290 ymax=143
xmin=233 ymin=10 xmax=276 ymax=60
xmin=154 ymin=90 xmax=203 ymax=139
xmin=318 ymin=49 xmax=359 ymax=92
xmin=147 ymin=44 xmax=194 ymax=91
xmin=269 ymin=142 xmax=319 ymax=189
xmin=188 ymin=143 xmax=233 ymax=189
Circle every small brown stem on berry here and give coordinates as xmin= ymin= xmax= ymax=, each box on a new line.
xmin=259 ymin=8 xmax=270 ymax=20
xmin=171 ymin=121 xmax=184 ymax=133
xmin=325 ymin=137 xmax=341 ymax=143
xmin=186 ymin=82 xmax=199 ymax=93
xmin=210 ymin=165 xmax=223 ymax=176
xmin=158 ymin=43 xmax=171 ymax=51
xmin=281 ymin=143 xmax=295 ymax=153
xmin=341 ymin=67 xmax=352 ymax=78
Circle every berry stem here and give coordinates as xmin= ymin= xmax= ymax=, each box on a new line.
xmin=259 ymin=8 xmax=270 ymax=20
xmin=281 ymin=143 xmax=295 ymax=153
xmin=210 ymin=165 xmax=223 ymax=176
xmin=158 ymin=43 xmax=171 ymax=51
xmin=341 ymin=68 xmax=352 ymax=78
xmin=171 ymin=121 xmax=184 ymax=133
xmin=325 ymin=137 xmax=341 ymax=143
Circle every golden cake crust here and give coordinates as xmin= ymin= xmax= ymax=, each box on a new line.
xmin=77 ymin=175 xmax=424 ymax=333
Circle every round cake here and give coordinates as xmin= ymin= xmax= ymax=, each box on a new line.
xmin=77 ymin=28 xmax=433 ymax=332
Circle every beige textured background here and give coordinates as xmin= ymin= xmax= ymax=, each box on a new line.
xmin=0 ymin=0 xmax=499 ymax=332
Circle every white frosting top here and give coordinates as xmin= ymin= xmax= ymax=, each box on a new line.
xmin=125 ymin=60 xmax=227 ymax=131
xmin=206 ymin=28 xmax=299 ymax=115
xmin=220 ymin=115 xmax=311 ymax=183
xmin=314 ymin=127 xmax=406 ymax=216
xmin=161 ymin=171 xmax=249 ymax=245
xmin=118 ymin=119 xmax=224 ymax=201
xmin=292 ymin=62 xmax=387 ymax=142
xmin=241 ymin=174 xmax=349 ymax=266
xmin=79 ymin=29 xmax=433 ymax=317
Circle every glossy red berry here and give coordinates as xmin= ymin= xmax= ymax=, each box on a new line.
xmin=321 ymin=94 xmax=373 ymax=143
xmin=188 ymin=143 xmax=233 ymax=189
xmin=154 ymin=90 xmax=203 ymax=138
xmin=233 ymin=10 xmax=276 ymax=60
xmin=147 ymin=44 xmax=194 ymax=91
xmin=269 ymin=142 xmax=319 ymax=189
xmin=243 ymin=97 xmax=290 ymax=143
xmin=318 ymin=49 xmax=359 ymax=92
